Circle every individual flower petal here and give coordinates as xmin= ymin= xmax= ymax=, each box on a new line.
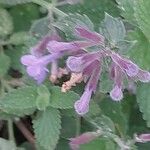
xmin=75 ymin=26 xmax=105 ymax=44
xmin=34 ymin=69 xmax=47 ymax=84
xmin=111 ymin=53 xmax=139 ymax=77
xmin=136 ymin=69 xmax=150 ymax=82
xmin=69 ymin=132 xmax=99 ymax=150
xmin=128 ymin=81 xmax=136 ymax=94
xmin=136 ymin=133 xmax=150 ymax=143
xmin=74 ymin=88 xmax=92 ymax=115
xmin=66 ymin=56 xmax=83 ymax=72
xmin=47 ymin=40 xmax=96 ymax=53
xmin=110 ymin=85 xmax=123 ymax=101
xmin=26 ymin=65 xmax=43 ymax=77
xmin=31 ymin=35 xmax=51 ymax=57
xmin=31 ymin=32 xmax=61 ymax=57
xmin=67 ymin=52 xmax=100 ymax=73
xmin=49 ymin=60 xmax=58 ymax=83
xmin=21 ymin=55 xmax=37 ymax=66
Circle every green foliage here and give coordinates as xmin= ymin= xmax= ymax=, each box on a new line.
xmin=9 ymin=3 xmax=39 ymax=31
xmin=99 ymin=97 xmax=128 ymax=135
xmin=134 ymin=0 xmax=150 ymax=42
xmin=9 ymin=32 xmax=31 ymax=45
xmin=127 ymin=29 xmax=150 ymax=70
xmin=49 ymin=86 xmax=79 ymax=109
xmin=36 ymin=85 xmax=50 ymax=111
xmin=80 ymin=138 xmax=116 ymax=150
xmin=61 ymin=115 xmax=76 ymax=138
xmin=59 ymin=0 xmax=120 ymax=29
xmin=116 ymin=0 xmax=136 ymax=24
xmin=0 ymin=0 xmax=32 ymax=5
xmin=0 ymin=138 xmax=16 ymax=150
xmin=53 ymin=13 xmax=94 ymax=40
xmin=85 ymin=101 xmax=101 ymax=117
xmin=87 ymin=115 xmax=115 ymax=133
xmin=30 ymin=17 xmax=51 ymax=38
xmin=0 ymin=86 xmax=37 ymax=116
xmin=99 ymin=71 xmax=113 ymax=93
xmin=0 ymin=52 xmax=10 ymax=77
xmin=5 ymin=46 xmax=27 ymax=72
xmin=136 ymin=83 xmax=150 ymax=127
xmin=0 ymin=8 xmax=13 ymax=37
xmin=33 ymin=107 xmax=61 ymax=150
xmin=100 ymin=13 xmax=126 ymax=45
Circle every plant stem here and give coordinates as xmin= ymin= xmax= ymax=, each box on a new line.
xmin=8 ymin=119 xmax=16 ymax=143
xmin=14 ymin=119 xmax=35 ymax=145
xmin=31 ymin=0 xmax=67 ymax=17
xmin=76 ymin=115 xmax=81 ymax=136
xmin=53 ymin=7 xmax=68 ymax=17
xmin=32 ymin=0 xmax=52 ymax=10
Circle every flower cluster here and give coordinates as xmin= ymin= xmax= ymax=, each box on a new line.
xmin=21 ymin=26 xmax=150 ymax=115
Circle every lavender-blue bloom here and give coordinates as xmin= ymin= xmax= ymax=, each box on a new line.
xmin=21 ymin=53 xmax=62 ymax=84
xmin=67 ymin=52 xmax=102 ymax=115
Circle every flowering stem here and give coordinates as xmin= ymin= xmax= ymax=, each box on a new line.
xmin=14 ymin=118 xmax=35 ymax=145
xmin=76 ymin=115 xmax=81 ymax=136
xmin=8 ymin=119 xmax=16 ymax=144
xmin=31 ymin=0 xmax=67 ymax=17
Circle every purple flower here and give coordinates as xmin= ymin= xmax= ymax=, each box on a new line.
xmin=109 ymin=52 xmax=150 ymax=100
xmin=110 ymin=52 xmax=139 ymax=77
xmin=31 ymin=33 xmax=61 ymax=57
xmin=135 ymin=133 xmax=150 ymax=143
xmin=69 ymin=131 xmax=100 ymax=150
xmin=21 ymin=53 xmax=62 ymax=84
xmin=74 ymin=88 xmax=93 ymax=115
xmin=47 ymin=40 xmax=97 ymax=54
xmin=110 ymin=85 xmax=123 ymax=101
xmin=66 ymin=52 xmax=102 ymax=115
xmin=47 ymin=26 xmax=105 ymax=54
xmin=75 ymin=26 xmax=105 ymax=44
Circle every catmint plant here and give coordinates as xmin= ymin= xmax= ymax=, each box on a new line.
xmin=0 ymin=0 xmax=150 ymax=149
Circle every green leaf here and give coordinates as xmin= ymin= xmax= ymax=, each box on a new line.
xmin=85 ymin=101 xmax=101 ymax=117
xmin=134 ymin=0 xmax=150 ymax=41
xmin=0 ymin=86 xmax=37 ymax=116
xmin=53 ymin=13 xmax=94 ymax=40
xmin=9 ymin=32 xmax=31 ymax=45
xmin=100 ymin=13 xmax=126 ymax=45
xmin=99 ymin=97 xmax=128 ymax=135
xmin=33 ymin=107 xmax=61 ymax=150
xmin=80 ymin=138 xmax=116 ymax=150
xmin=61 ymin=116 xmax=76 ymax=138
xmin=0 ymin=111 xmax=16 ymax=120
xmin=0 ymin=0 xmax=32 ymax=5
xmin=116 ymin=0 xmax=136 ymax=24
xmin=0 ymin=52 xmax=10 ymax=77
xmin=36 ymin=85 xmax=50 ymax=111
xmin=0 ymin=8 xmax=13 ymax=37
xmin=59 ymin=0 xmax=120 ymax=29
xmin=49 ymin=86 xmax=79 ymax=109
xmin=127 ymin=29 xmax=150 ymax=70
xmin=0 ymin=138 xmax=16 ymax=150
xmin=10 ymin=4 xmax=40 ymax=31
xmin=116 ymin=40 xmax=136 ymax=54
xmin=99 ymin=71 xmax=113 ymax=93
xmin=30 ymin=17 xmax=51 ymax=38
xmin=136 ymin=83 xmax=150 ymax=127
xmin=87 ymin=115 xmax=115 ymax=133
xmin=5 ymin=46 xmax=27 ymax=72
xmin=56 ymin=139 xmax=70 ymax=150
